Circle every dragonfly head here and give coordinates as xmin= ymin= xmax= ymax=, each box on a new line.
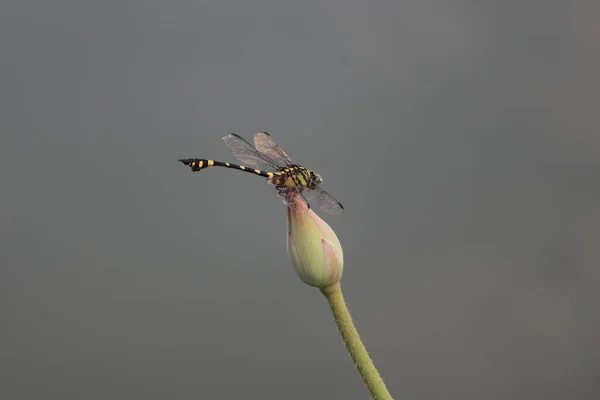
xmin=309 ymin=171 xmax=323 ymax=186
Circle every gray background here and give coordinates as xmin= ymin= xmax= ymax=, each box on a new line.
xmin=1 ymin=1 xmax=599 ymax=399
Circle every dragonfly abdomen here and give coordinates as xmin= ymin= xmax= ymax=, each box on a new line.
xmin=178 ymin=158 xmax=278 ymax=179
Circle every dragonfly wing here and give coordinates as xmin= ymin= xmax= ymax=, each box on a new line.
xmin=254 ymin=132 xmax=294 ymax=166
xmin=223 ymin=132 xmax=344 ymax=215
xmin=302 ymin=185 xmax=344 ymax=215
xmin=222 ymin=134 xmax=282 ymax=171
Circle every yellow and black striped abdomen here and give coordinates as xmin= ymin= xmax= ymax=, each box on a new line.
xmin=179 ymin=159 xmax=314 ymax=191
xmin=178 ymin=158 xmax=280 ymax=179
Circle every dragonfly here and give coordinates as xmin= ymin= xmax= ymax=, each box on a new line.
xmin=178 ymin=132 xmax=344 ymax=215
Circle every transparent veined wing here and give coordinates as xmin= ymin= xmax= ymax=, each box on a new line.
xmin=301 ymin=185 xmax=344 ymax=215
xmin=222 ymin=133 xmax=285 ymax=171
xmin=223 ymin=132 xmax=344 ymax=215
xmin=253 ymin=132 xmax=295 ymax=167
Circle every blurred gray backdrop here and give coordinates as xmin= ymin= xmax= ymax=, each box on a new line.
xmin=1 ymin=1 xmax=599 ymax=399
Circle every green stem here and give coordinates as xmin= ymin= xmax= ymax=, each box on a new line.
xmin=320 ymin=283 xmax=393 ymax=400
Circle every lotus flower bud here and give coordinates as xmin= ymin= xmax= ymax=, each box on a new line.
xmin=286 ymin=196 xmax=343 ymax=288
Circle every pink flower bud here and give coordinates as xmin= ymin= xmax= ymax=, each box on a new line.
xmin=286 ymin=196 xmax=343 ymax=288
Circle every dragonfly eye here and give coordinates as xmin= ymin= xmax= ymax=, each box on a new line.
xmin=311 ymin=171 xmax=323 ymax=184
